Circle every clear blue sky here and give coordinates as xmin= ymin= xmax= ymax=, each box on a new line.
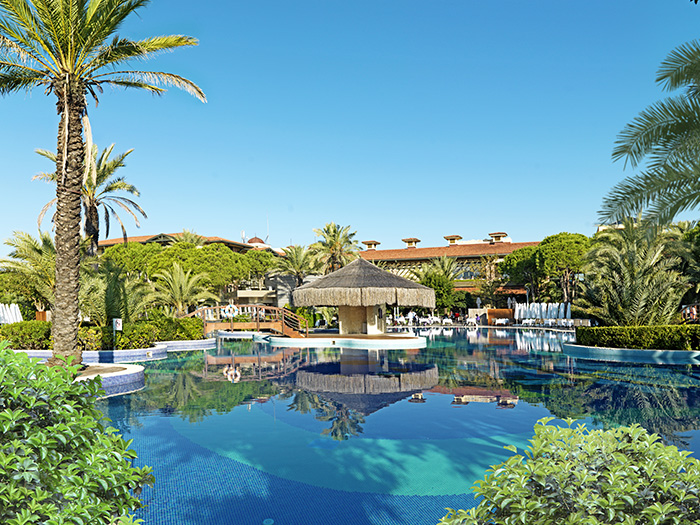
xmin=1 ymin=0 xmax=699 ymax=257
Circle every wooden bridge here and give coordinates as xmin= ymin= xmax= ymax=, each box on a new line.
xmin=186 ymin=304 xmax=309 ymax=338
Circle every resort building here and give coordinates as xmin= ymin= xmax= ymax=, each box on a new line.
xmin=97 ymin=232 xmax=254 ymax=255
xmin=359 ymin=231 xmax=539 ymax=297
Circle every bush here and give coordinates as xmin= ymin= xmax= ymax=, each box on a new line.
xmin=0 ymin=320 xmax=52 ymax=350
xmin=2 ymin=315 xmax=205 ymax=351
xmin=440 ymin=418 xmax=700 ymax=525
xmin=0 ymin=342 xmax=154 ymax=523
xmin=576 ymin=325 xmax=700 ymax=350
xmin=144 ymin=311 xmax=204 ymax=341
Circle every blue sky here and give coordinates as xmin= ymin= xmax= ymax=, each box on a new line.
xmin=1 ymin=0 xmax=699 ymax=257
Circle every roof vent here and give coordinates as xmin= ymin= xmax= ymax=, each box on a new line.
xmin=362 ymin=240 xmax=381 ymax=251
xmin=444 ymin=235 xmax=463 ymax=245
xmin=488 ymin=232 xmax=507 ymax=244
xmin=402 ymin=237 xmax=421 ymax=249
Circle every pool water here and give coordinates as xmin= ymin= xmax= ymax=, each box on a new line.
xmin=99 ymin=328 xmax=700 ymax=525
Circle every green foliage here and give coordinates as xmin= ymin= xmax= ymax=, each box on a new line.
xmin=420 ymin=272 xmax=455 ymax=311
xmin=101 ymin=242 xmax=163 ymax=277
xmin=453 ymin=290 xmax=476 ymax=310
xmin=578 ymin=220 xmax=688 ymax=326
xmin=602 ymin=39 xmax=700 ymax=224
xmin=499 ymin=245 xmax=544 ymax=301
xmin=151 ymin=262 xmax=218 ymax=316
xmin=537 ymin=232 xmax=590 ymax=303
xmin=576 ymin=325 xmax=700 ymax=350
xmin=440 ymin=418 xmax=700 ymax=525
xmin=1 ymin=315 xmax=203 ymax=351
xmin=0 ymin=321 xmax=52 ymax=350
xmin=145 ymin=310 xmax=204 ymax=341
xmin=273 ymin=245 xmax=322 ymax=287
xmin=0 ymin=343 xmax=154 ymax=524
xmin=311 ymin=222 xmax=360 ymax=274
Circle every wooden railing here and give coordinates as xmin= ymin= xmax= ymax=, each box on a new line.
xmin=186 ymin=305 xmax=309 ymax=338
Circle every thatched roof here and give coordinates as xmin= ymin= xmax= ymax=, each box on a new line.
xmin=293 ymin=258 xmax=436 ymax=308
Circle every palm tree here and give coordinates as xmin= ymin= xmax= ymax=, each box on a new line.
xmin=35 ymin=145 xmax=144 ymax=257
xmin=601 ymin=40 xmax=700 ymax=224
xmin=1 ymin=231 xmax=57 ymax=311
xmin=578 ymin=219 xmax=688 ymax=326
xmin=273 ymin=245 xmax=322 ymax=287
xmin=311 ymin=223 xmax=360 ymax=274
xmin=79 ymin=260 xmax=151 ymax=326
xmin=166 ymin=230 xmax=206 ymax=246
xmin=0 ymin=0 xmax=205 ymax=365
xmin=34 ymin=144 xmax=146 ymax=258
xmin=151 ymin=262 xmax=218 ymax=317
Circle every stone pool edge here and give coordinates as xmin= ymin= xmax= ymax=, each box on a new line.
xmin=563 ymin=343 xmax=700 ymax=364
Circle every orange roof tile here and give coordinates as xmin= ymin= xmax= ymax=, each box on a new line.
xmin=359 ymin=241 xmax=539 ymax=261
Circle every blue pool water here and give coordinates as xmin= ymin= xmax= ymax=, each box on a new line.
xmin=99 ymin=328 xmax=700 ymax=524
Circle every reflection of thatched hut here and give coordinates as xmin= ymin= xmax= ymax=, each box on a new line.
xmin=293 ymin=258 xmax=435 ymax=335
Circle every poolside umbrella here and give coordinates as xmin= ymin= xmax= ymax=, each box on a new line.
xmin=293 ymin=258 xmax=436 ymax=334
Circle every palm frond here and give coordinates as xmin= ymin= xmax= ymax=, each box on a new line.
xmin=94 ymin=70 xmax=206 ymax=101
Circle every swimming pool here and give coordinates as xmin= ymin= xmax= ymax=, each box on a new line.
xmin=99 ymin=328 xmax=700 ymax=525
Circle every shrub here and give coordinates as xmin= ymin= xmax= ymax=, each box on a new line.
xmin=144 ymin=310 xmax=204 ymax=341
xmin=440 ymin=418 xmax=700 ymax=525
xmin=79 ymin=326 xmax=103 ymax=351
xmin=0 ymin=342 xmax=154 ymax=523
xmin=0 ymin=320 xmax=52 ymax=350
xmin=576 ymin=325 xmax=700 ymax=350
xmin=108 ymin=323 xmax=159 ymax=350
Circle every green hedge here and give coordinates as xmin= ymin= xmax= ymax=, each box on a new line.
xmin=576 ymin=325 xmax=700 ymax=350
xmin=0 ymin=342 xmax=153 ymax=523
xmin=0 ymin=320 xmax=52 ymax=349
xmin=0 ymin=316 xmax=204 ymax=351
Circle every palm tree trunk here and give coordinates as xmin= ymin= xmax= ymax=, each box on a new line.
xmin=49 ymin=84 xmax=85 ymax=367
xmin=85 ymin=202 xmax=99 ymax=258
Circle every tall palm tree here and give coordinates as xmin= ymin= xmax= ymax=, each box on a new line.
xmin=34 ymin=144 xmax=146 ymax=257
xmin=578 ymin=219 xmax=688 ymax=326
xmin=151 ymin=262 xmax=218 ymax=317
xmin=273 ymin=245 xmax=322 ymax=287
xmin=311 ymin=222 xmax=359 ymax=274
xmin=602 ymin=40 xmax=700 ymax=224
xmin=0 ymin=0 xmax=205 ymax=365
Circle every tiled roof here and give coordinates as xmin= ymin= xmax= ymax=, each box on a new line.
xmin=98 ymin=233 xmax=250 ymax=249
xmin=248 ymin=236 xmax=265 ymax=244
xmin=359 ymin=241 xmax=539 ymax=261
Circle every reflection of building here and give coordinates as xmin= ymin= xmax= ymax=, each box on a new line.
xmin=295 ymin=348 xmax=439 ymax=415
xmin=430 ymin=386 xmax=519 ymax=408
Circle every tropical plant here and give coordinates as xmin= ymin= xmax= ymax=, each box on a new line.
xmin=34 ymin=144 xmax=146 ymax=257
xmin=151 ymin=262 xmax=218 ymax=317
xmin=166 ymin=230 xmax=206 ymax=246
xmin=0 ymin=343 xmax=154 ymax=523
xmin=80 ymin=260 xmax=152 ymax=326
xmin=440 ymin=418 xmax=700 ymax=525
xmin=430 ymin=255 xmax=460 ymax=281
xmin=0 ymin=231 xmax=57 ymax=311
xmin=578 ymin=219 xmax=688 ymax=326
xmin=273 ymin=245 xmax=322 ymax=287
xmin=311 ymin=222 xmax=359 ymax=274
xmin=601 ymin=40 xmax=700 ymax=224
xmin=0 ymin=0 xmax=205 ymax=365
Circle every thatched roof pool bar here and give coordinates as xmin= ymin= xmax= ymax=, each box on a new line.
xmin=293 ymin=258 xmax=436 ymax=335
